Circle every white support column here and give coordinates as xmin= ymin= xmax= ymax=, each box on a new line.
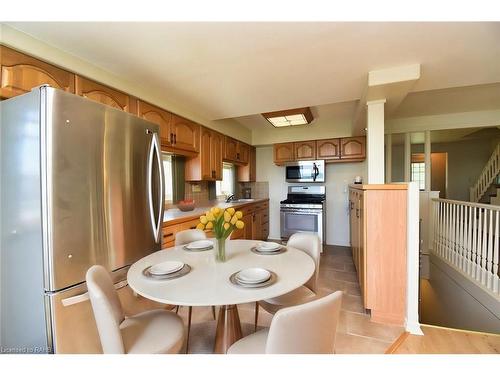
xmin=366 ymin=99 xmax=386 ymax=184
xmin=385 ymin=133 xmax=392 ymax=183
xmin=404 ymin=132 xmax=411 ymax=182
xmin=424 ymin=130 xmax=431 ymax=192
xmin=406 ymin=181 xmax=423 ymax=335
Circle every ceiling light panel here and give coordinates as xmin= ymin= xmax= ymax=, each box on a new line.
xmin=262 ymin=107 xmax=313 ymax=128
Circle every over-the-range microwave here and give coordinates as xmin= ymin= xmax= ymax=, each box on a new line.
xmin=285 ymin=160 xmax=325 ymax=183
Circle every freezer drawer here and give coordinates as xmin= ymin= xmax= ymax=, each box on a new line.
xmin=47 ymin=269 xmax=166 ymax=353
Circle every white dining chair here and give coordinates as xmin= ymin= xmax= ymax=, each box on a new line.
xmin=254 ymin=232 xmax=321 ymax=330
xmin=86 ymin=265 xmax=185 ymax=354
xmin=228 ymin=291 xmax=343 ymax=354
xmin=174 ymin=229 xmax=217 ymax=353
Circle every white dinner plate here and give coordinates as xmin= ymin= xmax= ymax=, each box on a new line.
xmin=236 ymin=268 xmax=271 ymax=284
xmin=149 ymin=261 xmax=184 ymax=276
xmin=185 ymin=240 xmax=213 ymax=250
xmin=256 ymin=242 xmax=281 ymax=252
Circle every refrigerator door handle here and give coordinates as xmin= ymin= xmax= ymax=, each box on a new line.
xmin=60 ymin=280 xmax=129 ymax=307
xmin=147 ymin=131 xmax=163 ymax=244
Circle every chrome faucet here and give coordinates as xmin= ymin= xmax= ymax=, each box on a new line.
xmin=225 ymin=194 xmax=235 ymax=203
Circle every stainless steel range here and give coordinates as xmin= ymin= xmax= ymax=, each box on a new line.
xmin=280 ymin=185 xmax=326 ymax=244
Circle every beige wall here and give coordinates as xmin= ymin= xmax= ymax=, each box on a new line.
xmin=392 ymin=138 xmax=498 ymax=201
xmin=256 ymin=145 xmax=366 ymax=246
xmin=420 ymin=256 xmax=500 ymax=334
xmin=413 ymin=153 xmax=448 ymax=198
xmin=0 ymin=24 xmax=252 ymax=143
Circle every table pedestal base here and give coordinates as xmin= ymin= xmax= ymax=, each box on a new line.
xmin=213 ymin=305 xmax=243 ymax=354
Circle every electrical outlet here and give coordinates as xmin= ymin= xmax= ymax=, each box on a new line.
xmin=191 ymin=184 xmax=201 ymax=193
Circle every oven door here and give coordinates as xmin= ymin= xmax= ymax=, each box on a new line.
xmin=280 ymin=208 xmax=323 ymax=242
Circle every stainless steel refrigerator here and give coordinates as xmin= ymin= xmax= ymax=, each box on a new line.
xmin=0 ymin=86 xmax=165 ymax=353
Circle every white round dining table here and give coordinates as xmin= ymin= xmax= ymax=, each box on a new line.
xmin=127 ymin=239 xmax=315 ymax=353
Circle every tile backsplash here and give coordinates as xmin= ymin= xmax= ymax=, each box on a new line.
xmin=184 ymin=181 xmax=210 ymax=202
xmin=238 ymin=181 xmax=269 ymax=199
xmin=179 ymin=181 xmax=269 ymax=207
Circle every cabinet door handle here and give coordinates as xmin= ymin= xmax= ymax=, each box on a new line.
xmin=356 ymin=208 xmax=360 ymax=218
xmin=170 ymin=133 xmax=174 ymax=144
xmin=173 ymin=134 xmax=177 ymax=144
xmin=349 ymin=201 xmax=353 ymax=210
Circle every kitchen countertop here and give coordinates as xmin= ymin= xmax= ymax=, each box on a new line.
xmin=349 ymin=183 xmax=408 ymax=190
xmin=163 ymin=198 xmax=269 ymax=225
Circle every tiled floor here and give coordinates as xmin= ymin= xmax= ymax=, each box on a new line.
xmin=178 ymin=245 xmax=405 ymax=354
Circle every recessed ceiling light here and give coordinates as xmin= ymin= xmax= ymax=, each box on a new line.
xmin=262 ymin=107 xmax=313 ymax=128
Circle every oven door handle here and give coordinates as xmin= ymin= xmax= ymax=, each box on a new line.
xmin=281 ymin=209 xmax=322 ymax=215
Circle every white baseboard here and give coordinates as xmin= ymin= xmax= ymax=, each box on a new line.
xmin=405 ymin=320 xmax=424 ymax=335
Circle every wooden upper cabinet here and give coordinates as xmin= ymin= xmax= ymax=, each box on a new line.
xmin=294 ymin=141 xmax=316 ymax=160
xmin=185 ymin=127 xmax=223 ymax=181
xmin=224 ymin=137 xmax=239 ymax=162
xmin=200 ymin=127 xmax=214 ymax=180
xmin=212 ymin=131 xmax=224 ymax=180
xmin=170 ymin=114 xmax=200 ymax=153
xmin=340 ymin=136 xmax=366 ymax=160
xmin=317 ymin=138 xmax=340 ymax=160
xmin=273 ymin=142 xmax=295 ymax=164
xmin=273 ymin=136 xmax=365 ymax=165
xmin=75 ymin=76 xmax=132 ymax=113
xmin=238 ymin=142 xmax=250 ymax=164
xmin=238 ymin=146 xmax=256 ymax=182
xmin=136 ymin=100 xmax=172 ymax=146
xmin=0 ymin=45 xmax=75 ymax=99
xmin=223 ymin=136 xmax=250 ymax=164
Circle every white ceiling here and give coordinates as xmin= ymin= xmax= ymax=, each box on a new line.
xmin=392 ymin=82 xmax=500 ymax=118
xmin=391 ymin=127 xmax=500 ymax=145
xmin=233 ymin=100 xmax=356 ymax=131
xmin=6 ymin=22 xmax=500 ymax=121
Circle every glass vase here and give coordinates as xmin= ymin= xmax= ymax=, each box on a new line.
xmin=215 ymin=237 xmax=226 ymax=262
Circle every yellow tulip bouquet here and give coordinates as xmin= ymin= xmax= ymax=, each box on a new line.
xmin=196 ymin=207 xmax=244 ymax=262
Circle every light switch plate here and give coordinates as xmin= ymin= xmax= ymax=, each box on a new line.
xmin=191 ymin=184 xmax=201 ymax=193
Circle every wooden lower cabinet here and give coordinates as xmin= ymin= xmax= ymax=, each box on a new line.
xmin=252 ymin=211 xmax=262 ymax=240
xmin=250 ymin=201 xmax=269 ymax=241
xmin=162 ymin=200 xmax=269 ymax=248
xmin=161 ymin=224 xmax=177 ymax=249
xmin=161 ymin=217 xmax=207 ymax=248
xmin=349 ymin=184 xmax=407 ymax=326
